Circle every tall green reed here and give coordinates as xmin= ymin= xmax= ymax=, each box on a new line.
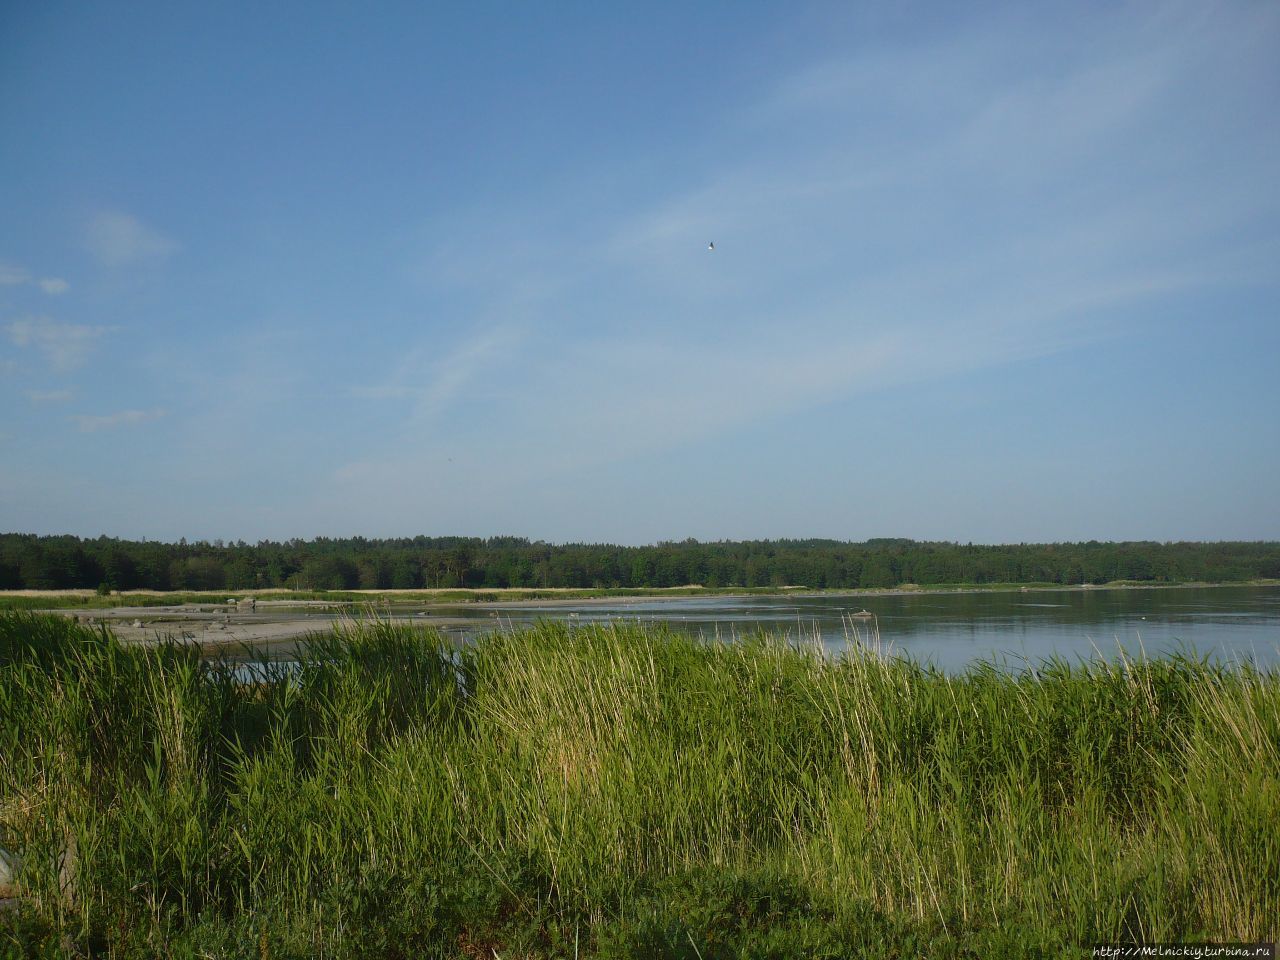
xmin=1 ymin=611 xmax=1275 ymax=956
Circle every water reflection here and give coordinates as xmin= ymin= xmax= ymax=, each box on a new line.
xmin=225 ymin=585 xmax=1280 ymax=674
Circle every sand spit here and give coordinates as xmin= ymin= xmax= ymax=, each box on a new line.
xmin=32 ymin=590 xmax=746 ymax=652
xmin=43 ymin=603 xmax=478 ymax=654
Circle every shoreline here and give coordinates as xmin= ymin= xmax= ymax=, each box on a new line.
xmin=13 ymin=580 xmax=1276 ymax=651
xmin=30 ymin=605 xmax=486 ymax=654
xmin=5 ymin=577 xmax=1276 ymax=606
xmin=468 ymin=579 xmax=1280 ymax=608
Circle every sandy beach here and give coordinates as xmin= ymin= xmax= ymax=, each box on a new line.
xmin=44 ymin=602 xmax=480 ymax=654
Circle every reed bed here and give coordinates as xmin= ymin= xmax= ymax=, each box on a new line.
xmin=0 ymin=611 xmax=1276 ymax=958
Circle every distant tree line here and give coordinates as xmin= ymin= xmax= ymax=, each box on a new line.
xmin=2 ymin=533 xmax=1278 ymax=593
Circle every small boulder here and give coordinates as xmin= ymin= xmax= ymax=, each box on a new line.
xmin=0 ymin=846 xmax=20 ymax=897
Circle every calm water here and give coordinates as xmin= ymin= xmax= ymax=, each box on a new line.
xmin=415 ymin=585 xmax=1280 ymax=671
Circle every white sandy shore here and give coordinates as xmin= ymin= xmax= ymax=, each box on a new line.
xmin=45 ymin=604 xmax=479 ymax=652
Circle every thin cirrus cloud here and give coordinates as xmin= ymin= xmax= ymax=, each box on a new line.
xmin=334 ymin=2 xmax=1276 ymax=499
xmin=5 ymin=316 xmax=114 ymax=372
xmin=25 ymin=389 xmax=73 ymax=403
xmin=0 ymin=263 xmax=30 ymax=285
xmin=71 ymin=408 xmax=166 ymax=432
xmin=83 ymin=211 xmax=177 ymax=267
xmin=350 ymin=322 xmax=527 ymax=419
xmin=0 ymin=261 xmax=69 ymax=294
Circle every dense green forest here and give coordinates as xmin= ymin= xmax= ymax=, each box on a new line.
xmin=2 ymin=533 xmax=1278 ymax=593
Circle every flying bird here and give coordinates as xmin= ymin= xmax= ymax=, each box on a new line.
xmin=707 ymin=241 xmax=715 ymax=251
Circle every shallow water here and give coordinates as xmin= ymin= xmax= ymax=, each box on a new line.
xmin=249 ymin=585 xmax=1280 ymax=672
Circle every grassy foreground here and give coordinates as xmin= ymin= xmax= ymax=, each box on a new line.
xmin=1 ymin=614 xmax=1276 ymax=958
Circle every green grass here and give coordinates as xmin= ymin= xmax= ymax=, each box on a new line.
xmin=1 ymin=612 xmax=1276 ymax=958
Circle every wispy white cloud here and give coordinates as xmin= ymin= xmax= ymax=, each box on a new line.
xmin=72 ymin=408 xmax=165 ymax=432
xmin=5 ymin=316 xmax=113 ymax=371
xmin=83 ymin=211 xmax=177 ymax=267
xmin=335 ymin=1 xmax=1277 ymax=500
xmin=416 ymin=324 xmax=525 ymax=419
xmin=0 ymin=263 xmax=31 ymax=286
xmin=351 ymin=322 xmax=526 ymax=419
xmin=0 ymin=262 xmax=68 ymax=295
xmin=26 ymin=389 xmax=73 ymax=403
xmin=348 ymin=384 xmax=423 ymax=400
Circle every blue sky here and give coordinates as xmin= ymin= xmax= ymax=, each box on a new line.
xmin=2 ymin=1 xmax=1278 ymax=544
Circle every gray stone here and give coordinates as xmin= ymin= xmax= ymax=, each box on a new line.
xmin=0 ymin=846 xmax=19 ymax=896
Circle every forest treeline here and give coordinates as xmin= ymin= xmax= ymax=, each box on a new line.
xmin=2 ymin=533 xmax=1278 ymax=593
